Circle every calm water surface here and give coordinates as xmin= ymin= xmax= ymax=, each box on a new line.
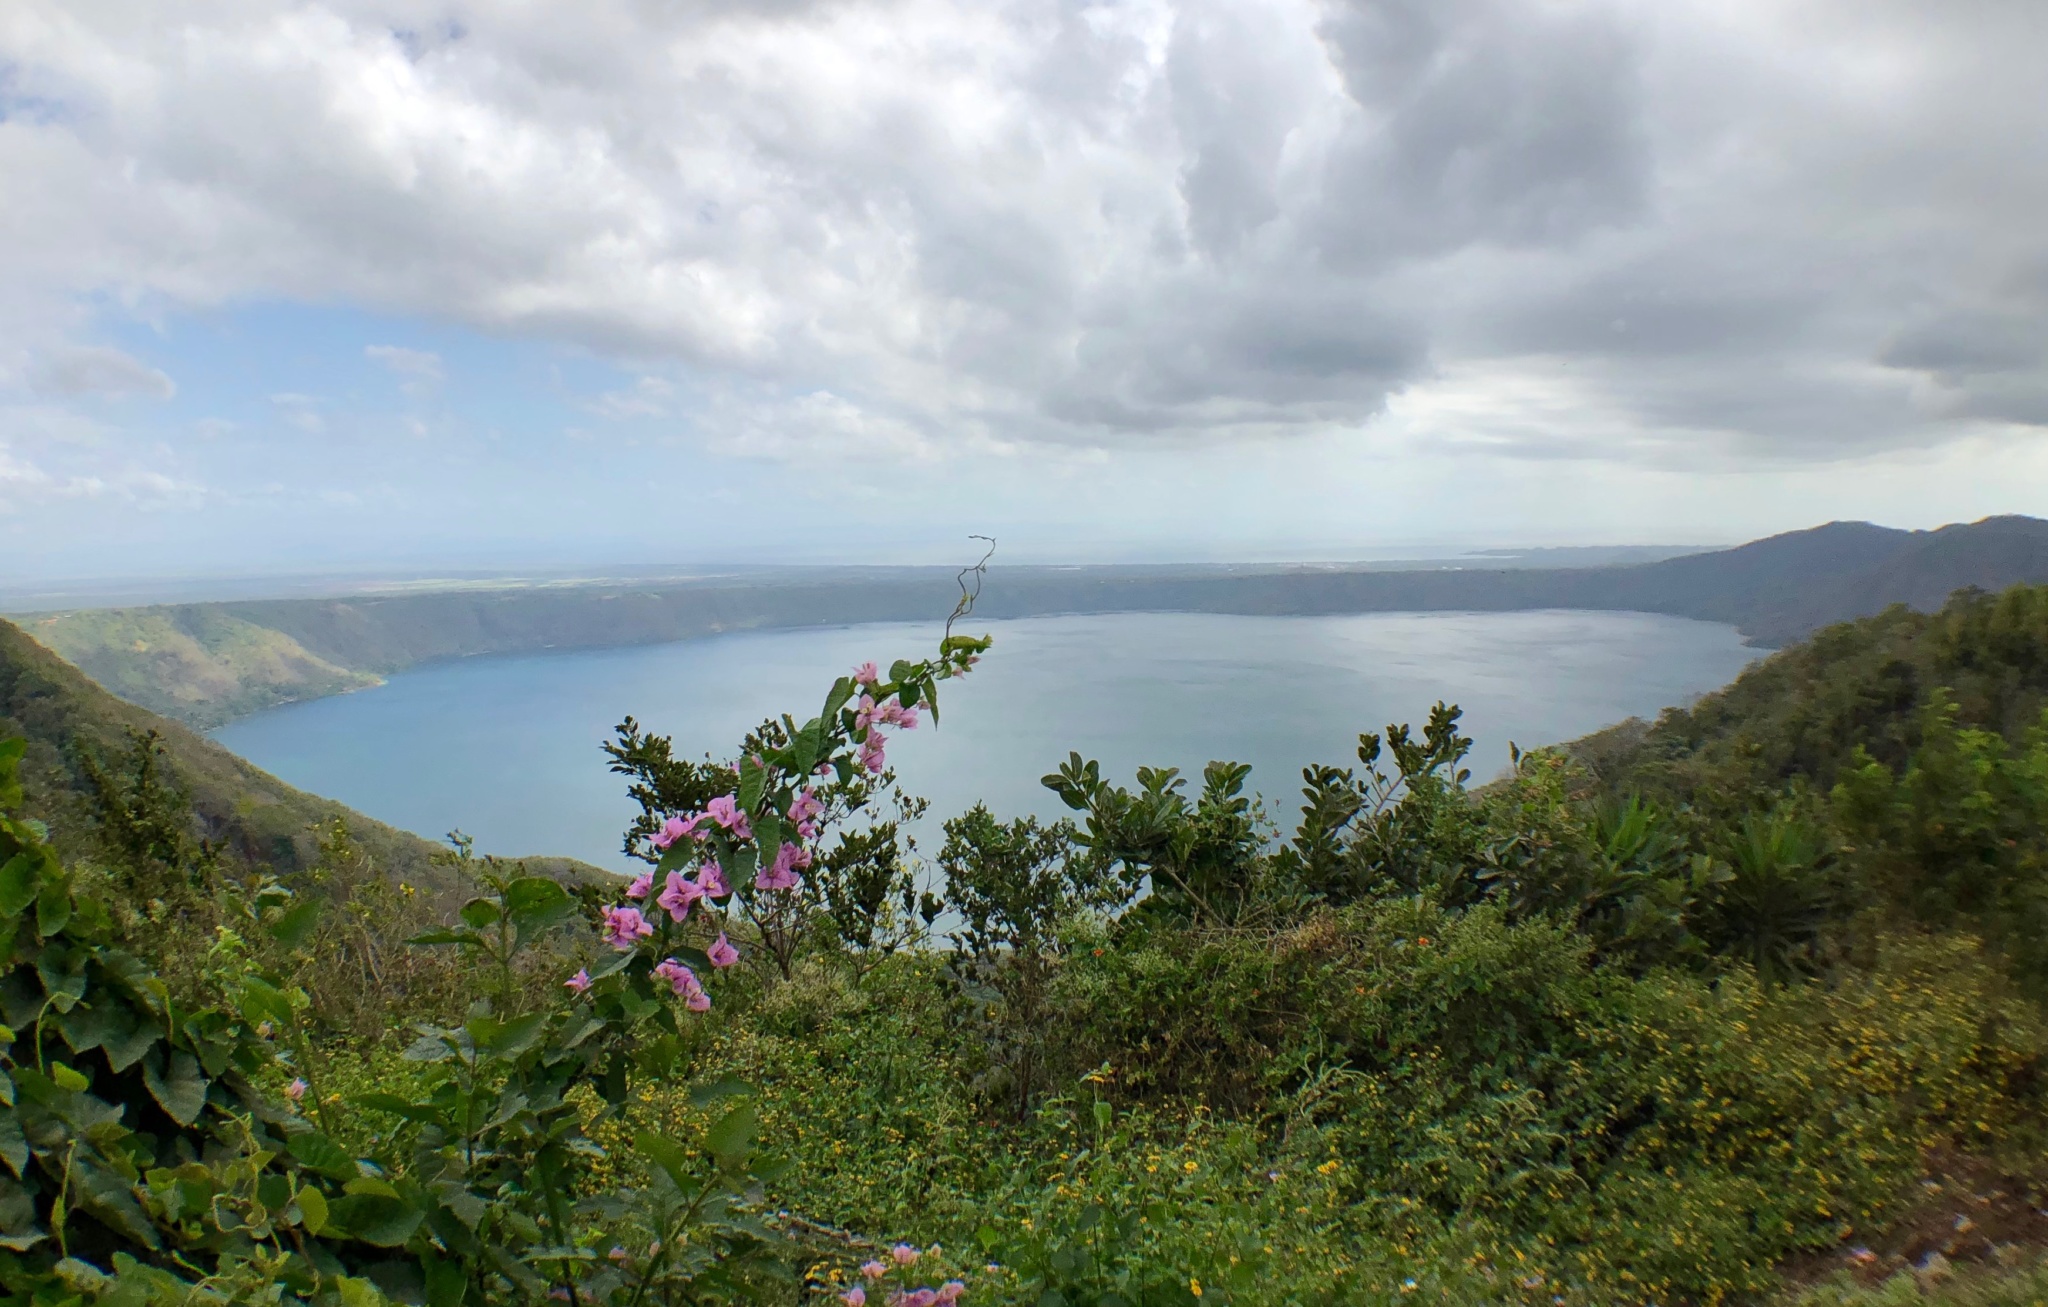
xmin=214 ymin=611 xmax=1761 ymax=872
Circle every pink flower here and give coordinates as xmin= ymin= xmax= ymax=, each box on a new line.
xmin=861 ymin=1262 xmax=888 ymax=1280
xmin=755 ymin=842 xmax=812 ymax=891
xmin=625 ymin=871 xmax=654 ymax=900
xmin=897 ymin=707 xmax=919 ymax=730
xmin=652 ymin=957 xmax=711 ymax=1010
xmin=789 ymin=789 xmax=824 ymax=825
xmin=936 ymin=1283 xmax=965 ymax=1304
xmin=285 ymin=1078 xmax=308 ymax=1102
xmin=705 ymin=795 xmax=752 ymax=840
xmin=853 ymin=661 xmax=880 ymax=685
xmin=892 ymin=1244 xmax=920 ymax=1267
xmin=657 ymin=870 xmax=704 ymax=922
xmin=842 ymin=1289 xmax=867 ymax=1307
xmin=855 ymin=694 xmax=878 ymax=731
xmin=651 ymin=814 xmax=699 ymax=851
xmin=860 ymin=733 xmax=887 ymax=774
xmin=897 ymin=1291 xmax=937 ymax=1307
xmin=707 ymin=933 xmax=740 ymax=968
xmin=565 ymin=969 xmax=592 ymax=994
xmin=696 ymin=862 xmax=732 ymax=899
xmin=601 ymin=905 xmax=654 ymax=951
xmin=608 ymin=1247 xmax=631 ymax=1265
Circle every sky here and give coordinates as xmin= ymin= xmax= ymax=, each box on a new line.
xmin=3 ymin=0 xmax=2046 ymax=580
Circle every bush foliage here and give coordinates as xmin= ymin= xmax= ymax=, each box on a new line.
xmin=6 ymin=584 xmax=2048 ymax=1304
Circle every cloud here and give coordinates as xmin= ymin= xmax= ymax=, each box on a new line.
xmin=365 ymin=344 xmax=445 ymax=384
xmin=269 ymin=393 xmax=325 ymax=434
xmin=0 ymin=0 xmax=2042 ymax=467
xmin=24 ymin=346 xmax=176 ymax=400
xmin=588 ymin=376 xmax=674 ymax=420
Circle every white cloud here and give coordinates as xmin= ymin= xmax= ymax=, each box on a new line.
xmin=24 ymin=345 xmax=176 ymax=400
xmin=587 ymin=376 xmax=674 ymax=420
xmin=365 ymin=344 xmax=445 ymax=388
xmin=0 ymin=0 xmax=2041 ymax=468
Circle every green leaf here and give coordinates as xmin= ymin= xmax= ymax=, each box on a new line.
xmin=738 ymin=758 xmax=766 ymax=814
xmin=269 ymin=897 xmax=322 ymax=948
xmin=98 ymin=1009 xmax=158 ymax=1074
xmin=335 ymin=1275 xmax=388 ymax=1307
xmin=504 ymin=877 xmax=569 ymax=917
xmin=0 ymin=1108 xmax=26 ymax=1178
xmin=633 ymin=1130 xmax=695 ymax=1192
xmin=330 ymin=1193 xmax=423 ymax=1246
xmin=288 ymin=1131 xmax=358 ymax=1181
xmin=889 ymin=659 xmax=915 ymax=684
xmin=469 ymin=1012 xmax=545 ymax=1059
xmin=422 ymin=1254 xmax=468 ymax=1307
xmin=0 ymin=855 xmax=37 ymax=917
xmin=238 ymin=977 xmax=296 ymax=1032
xmin=402 ymin=1032 xmax=454 ymax=1062
xmin=50 ymin=1062 xmax=87 ymax=1093
xmin=705 ymin=1102 xmax=758 ymax=1165
xmin=143 ymin=1050 xmax=205 ymax=1126
xmin=688 ymin=1074 xmax=754 ymax=1107
xmin=823 ymin=676 xmax=857 ymax=724
xmin=34 ymin=881 xmax=70 ymax=939
xmin=295 ymin=1185 xmax=329 ymax=1235
xmin=458 ymin=898 xmax=501 ymax=930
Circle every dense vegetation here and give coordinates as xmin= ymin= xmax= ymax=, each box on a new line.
xmin=24 ymin=515 xmax=2048 ymax=729
xmin=6 ymin=582 xmax=2048 ymax=1305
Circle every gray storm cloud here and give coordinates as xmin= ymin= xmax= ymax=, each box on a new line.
xmin=0 ymin=0 xmax=2042 ymax=461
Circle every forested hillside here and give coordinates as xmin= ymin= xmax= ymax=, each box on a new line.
xmin=5 ymin=583 xmax=2048 ymax=1305
xmin=0 ymin=615 xmax=600 ymax=894
xmin=22 ymin=515 xmax=2048 ymax=729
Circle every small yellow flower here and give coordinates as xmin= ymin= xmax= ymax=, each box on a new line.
xmin=1189 ymin=1279 xmax=1202 ymax=1298
xmin=1183 ymin=1161 xmax=1198 ymax=1174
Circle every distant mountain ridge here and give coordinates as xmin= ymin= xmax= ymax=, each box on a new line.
xmin=20 ymin=515 xmax=2048 ymax=730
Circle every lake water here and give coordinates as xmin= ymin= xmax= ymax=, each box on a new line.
xmin=213 ymin=610 xmax=1762 ymax=873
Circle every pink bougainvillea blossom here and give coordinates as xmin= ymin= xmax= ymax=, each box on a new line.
xmin=861 ymin=1262 xmax=888 ymax=1280
xmin=896 ymin=707 xmax=920 ymax=730
xmin=853 ymin=661 xmax=880 ymax=685
xmin=657 ymin=870 xmax=704 ymax=922
xmin=897 ymin=1290 xmax=938 ymax=1307
xmin=651 ymin=813 xmax=704 ymax=851
xmin=286 ymin=1078 xmax=308 ymax=1102
xmin=565 ymin=969 xmax=592 ymax=994
xmin=704 ymin=794 xmax=753 ymax=840
xmin=892 ymin=1244 xmax=920 ymax=1267
xmin=855 ymin=694 xmax=878 ymax=731
xmin=755 ymin=842 xmax=810 ymax=891
xmin=860 ymin=733 xmax=888 ymax=774
xmin=707 ymin=933 xmax=740 ymax=968
xmin=789 ymin=789 xmax=824 ymax=825
xmin=696 ymin=863 xmax=732 ymax=899
xmin=936 ymin=1282 xmax=965 ymax=1303
xmin=842 ymin=1289 xmax=867 ymax=1307
xmin=652 ymin=958 xmax=712 ymax=1010
xmin=601 ymin=905 xmax=654 ymax=951
xmin=625 ymin=871 xmax=654 ymax=900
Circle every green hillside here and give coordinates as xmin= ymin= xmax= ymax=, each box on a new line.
xmin=0 ymin=614 xmax=600 ymax=893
